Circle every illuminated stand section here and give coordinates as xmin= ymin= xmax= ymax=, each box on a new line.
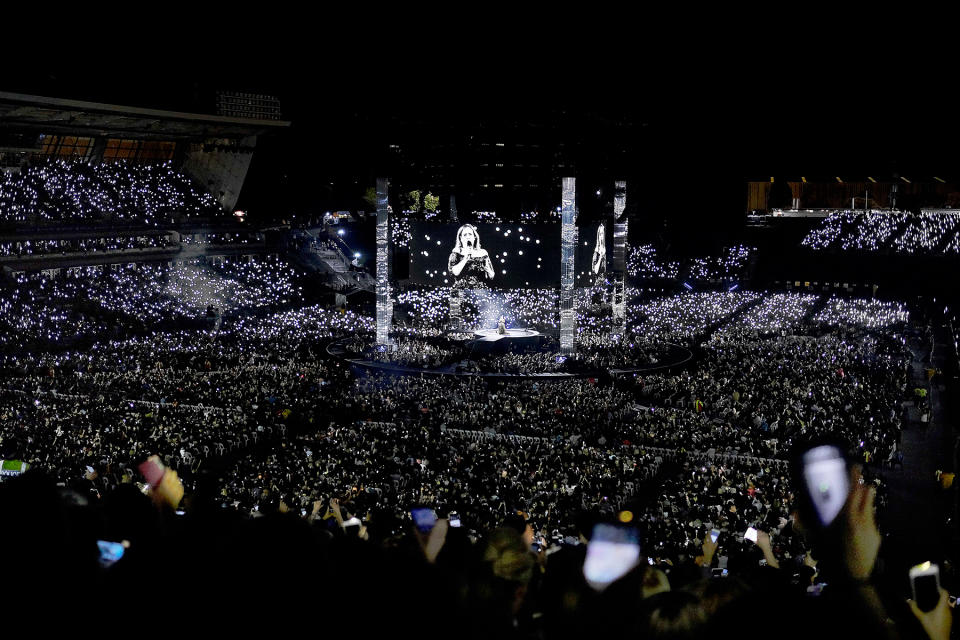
xmin=375 ymin=177 xmax=393 ymax=348
xmin=611 ymin=180 xmax=628 ymax=336
xmin=560 ymin=177 xmax=578 ymax=354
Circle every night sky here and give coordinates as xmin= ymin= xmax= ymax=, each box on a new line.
xmin=5 ymin=46 xmax=958 ymax=239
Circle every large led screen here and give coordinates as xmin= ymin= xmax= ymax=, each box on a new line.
xmin=574 ymin=220 xmax=614 ymax=288
xmin=409 ymin=223 xmax=561 ymax=288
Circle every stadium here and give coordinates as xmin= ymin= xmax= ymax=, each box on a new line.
xmin=0 ymin=73 xmax=958 ymax=638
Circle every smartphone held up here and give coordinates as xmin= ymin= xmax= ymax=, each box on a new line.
xmin=796 ymin=444 xmax=852 ymax=529
xmin=910 ymin=561 xmax=941 ymax=613
xmin=583 ymin=523 xmax=641 ymax=592
xmin=410 ymin=507 xmax=438 ymax=533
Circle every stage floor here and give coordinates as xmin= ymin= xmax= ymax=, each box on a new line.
xmin=473 ymin=328 xmax=541 ymax=341
xmin=327 ymin=335 xmax=694 ymax=379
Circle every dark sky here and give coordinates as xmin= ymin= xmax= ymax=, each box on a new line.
xmin=5 ymin=48 xmax=959 ymax=230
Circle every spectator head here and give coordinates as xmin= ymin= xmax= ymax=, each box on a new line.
xmin=645 ymin=590 xmax=707 ymax=639
xmin=503 ymin=511 xmax=534 ymax=547
xmin=642 ymin=566 xmax=671 ymax=599
xmin=483 ymin=527 xmax=535 ymax=587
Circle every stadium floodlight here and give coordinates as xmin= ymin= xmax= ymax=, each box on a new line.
xmin=338 ymin=229 xmax=345 ymax=236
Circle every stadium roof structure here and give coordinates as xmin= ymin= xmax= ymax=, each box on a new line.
xmin=0 ymin=91 xmax=290 ymax=141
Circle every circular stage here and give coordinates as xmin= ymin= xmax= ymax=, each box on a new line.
xmin=473 ymin=328 xmax=541 ymax=341
xmin=327 ymin=333 xmax=694 ymax=379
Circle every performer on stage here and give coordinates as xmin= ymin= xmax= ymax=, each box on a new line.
xmin=591 ymin=223 xmax=606 ymax=278
xmin=448 ymin=224 xmax=495 ymax=290
xmin=497 ymin=315 xmax=507 ymax=335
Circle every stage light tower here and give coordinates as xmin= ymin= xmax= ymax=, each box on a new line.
xmin=560 ymin=177 xmax=578 ymax=354
xmin=376 ymin=177 xmax=393 ymax=348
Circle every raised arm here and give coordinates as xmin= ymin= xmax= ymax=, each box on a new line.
xmin=754 ymin=530 xmax=780 ymax=569
xmin=592 ymin=237 xmax=605 ymax=274
xmin=449 ymin=251 xmax=470 ymax=276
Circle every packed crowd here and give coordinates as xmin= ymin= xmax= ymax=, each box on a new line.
xmin=802 ymin=210 xmax=960 ymax=255
xmin=520 ymin=209 xmax=562 ymax=223
xmin=711 ymin=293 xmax=819 ymax=339
xmin=631 ymin=292 xmax=762 ymax=345
xmin=13 ymin=257 xmax=301 ymax=324
xmin=0 ymin=234 xmax=175 ymax=257
xmin=396 ymin=287 xmax=564 ymax=332
xmin=813 ymin=297 xmax=910 ymax=329
xmin=893 ymin=213 xmax=958 ymax=254
xmin=0 ymin=158 xmax=222 ymax=224
xmin=0 ymin=255 xmax=307 ymax=348
xmin=627 ymin=244 xmax=681 ymax=279
xmin=180 ymin=232 xmax=262 ymax=246
xmin=0 ymin=262 xmax=944 ymax=637
xmin=0 ymin=289 xmax=109 ymax=347
xmin=944 ymin=231 xmax=960 ymax=254
xmin=474 ymin=211 xmax=504 ymax=223
xmin=0 ymin=299 xmax=911 ymax=499
xmin=687 ymin=246 xmax=754 ymax=281
xmin=626 ymin=245 xmax=755 ymax=282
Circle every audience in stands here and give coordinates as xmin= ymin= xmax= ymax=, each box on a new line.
xmin=0 ymin=158 xmax=221 ymax=224
xmin=803 ymin=209 xmax=960 ymax=255
xmin=0 ymin=199 xmax=948 ymax=635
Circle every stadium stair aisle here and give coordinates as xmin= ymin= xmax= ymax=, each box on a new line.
xmin=883 ymin=215 xmax=912 ymax=252
xmin=802 ymin=294 xmax=828 ymax=322
xmin=697 ymin=295 xmax=765 ymax=344
xmin=933 ymin=219 xmax=960 ymax=253
xmin=877 ymin=312 xmax=956 ymax=569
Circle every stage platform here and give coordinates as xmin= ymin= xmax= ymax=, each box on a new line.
xmin=342 ymin=358 xmax=576 ymax=378
xmin=327 ymin=335 xmax=694 ymax=379
xmin=473 ymin=328 xmax=541 ymax=341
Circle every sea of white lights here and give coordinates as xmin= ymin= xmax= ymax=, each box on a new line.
xmin=813 ymin=296 xmax=910 ymax=328
xmin=0 ymin=283 xmax=913 ymax=550
xmin=7 ymin=255 xmax=303 ymax=328
xmin=803 ymin=211 xmax=960 ymax=254
xmin=0 ymin=158 xmax=221 ymax=223
xmin=626 ymin=245 xmax=680 ymax=279
xmin=711 ymin=293 xmax=819 ymax=341
xmin=0 ymin=235 xmax=174 ymax=256
xmin=688 ymin=246 xmax=754 ymax=280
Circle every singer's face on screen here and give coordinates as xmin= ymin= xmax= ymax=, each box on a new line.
xmin=461 ymin=227 xmax=476 ymax=248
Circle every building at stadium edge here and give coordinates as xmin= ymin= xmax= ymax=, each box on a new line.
xmin=0 ymin=90 xmax=290 ymax=275
xmin=0 ymin=91 xmax=290 ymax=213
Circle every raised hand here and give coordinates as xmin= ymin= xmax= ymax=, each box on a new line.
xmin=908 ymin=589 xmax=952 ymax=640
xmin=842 ymin=468 xmax=881 ymax=581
